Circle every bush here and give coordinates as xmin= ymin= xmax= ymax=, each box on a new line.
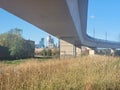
xmin=41 ymin=49 xmax=47 ymax=56
xmin=0 ymin=29 xmax=35 ymax=59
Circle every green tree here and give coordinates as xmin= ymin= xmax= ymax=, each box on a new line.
xmin=47 ymin=49 xmax=52 ymax=56
xmin=0 ymin=28 xmax=23 ymax=48
xmin=8 ymin=28 xmax=22 ymax=37
xmin=0 ymin=28 xmax=35 ymax=59
xmin=41 ymin=49 xmax=47 ymax=56
xmin=9 ymin=36 xmax=24 ymax=58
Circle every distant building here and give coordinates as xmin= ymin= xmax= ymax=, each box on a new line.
xmin=35 ymin=38 xmax=45 ymax=48
xmin=47 ymin=35 xmax=55 ymax=48
xmin=35 ymin=44 xmax=39 ymax=48
xmin=39 ymin=38 xmax=45 ymax=48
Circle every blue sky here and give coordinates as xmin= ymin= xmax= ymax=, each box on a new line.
xmin=87 ymin=0 xmax=120 ymax=42
xmin=0 ymin=0 xmax=120 ymax=45
xmin=0 ymin=9 xmax=58 ymax=46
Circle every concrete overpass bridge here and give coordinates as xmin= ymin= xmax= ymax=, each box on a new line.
xmin=0 ymin=0 xmax=120 ymax=56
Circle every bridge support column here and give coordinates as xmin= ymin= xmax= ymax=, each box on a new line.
xmin=60 ymin=39 xmax=81 ymax=58
xmin=88 ymin=48 xmax=95 ymax=55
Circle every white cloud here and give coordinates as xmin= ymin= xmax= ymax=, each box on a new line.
xmin=90 ymin=15 xmax=95 ymax=19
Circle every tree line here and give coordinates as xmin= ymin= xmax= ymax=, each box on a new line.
xmin=0 ymin=28 xmax=35 ymax=60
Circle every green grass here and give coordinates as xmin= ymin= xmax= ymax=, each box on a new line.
xmin=0 ymin=56 xmax=120 ymax=90
xmin=0 ymin=58 xmax=50 ymax=65
xmin=1 ymin=59 xmax=27 ymax=65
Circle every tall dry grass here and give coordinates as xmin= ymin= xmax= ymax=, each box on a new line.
xmin=0 ymin=56 xmax=120 ymax=90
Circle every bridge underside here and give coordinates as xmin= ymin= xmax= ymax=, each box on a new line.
xmin=0 ymin=0 xmax=82 ymax=46
xmin=1 ymin=0 xmax=120 ymax=49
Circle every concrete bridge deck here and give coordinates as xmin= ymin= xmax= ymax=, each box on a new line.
xmin=0 ymin=0 xmax=120 ymax=48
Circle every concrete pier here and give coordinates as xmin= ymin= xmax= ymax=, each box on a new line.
xmin=60 ymin=39 xmax=81 ymax=58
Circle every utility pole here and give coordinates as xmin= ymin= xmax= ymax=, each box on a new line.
xmin=93 ymin=28 xmax=95 ymax=38
xmin=105 ymin=32 xmax=107 ymax=41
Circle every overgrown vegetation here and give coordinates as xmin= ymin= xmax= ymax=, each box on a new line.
xmin=35 ymin=48 xmax=60 ymax=58
xmin=0 ymin=56 xmax=120 ymax=90
xmin=0 ymin=28 xmax=35 ymax=59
